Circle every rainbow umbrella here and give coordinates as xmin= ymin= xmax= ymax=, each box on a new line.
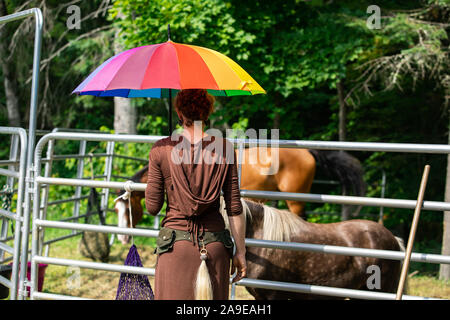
xmin=73 ymin=37 xmax=265 ymax=132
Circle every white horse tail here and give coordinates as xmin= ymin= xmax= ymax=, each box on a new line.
xmin=194 ymin=251 xmax=213 ymax=300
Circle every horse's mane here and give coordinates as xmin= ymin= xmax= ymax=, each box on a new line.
xmin=130 ymin=164 xmax=148 ymax=182
xmin=219 ymin=197 xmax=303 ymax=242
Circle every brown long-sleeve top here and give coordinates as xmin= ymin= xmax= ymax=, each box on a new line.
xmin=145 ymin=134 xmax=243 ymax=233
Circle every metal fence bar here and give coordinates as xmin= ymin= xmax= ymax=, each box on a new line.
xmin=46 ymin=195 xmax=90 ymax=206
xmin=0 ymin=255 xmax=12 ymax=264
xmin=113 ymin=153 xmax=148 ymax=163
xmin=34 ymin=219 xmax=159 ymax=238
xmin=32 ymin=292 xmax=92 ymax=300
xmin=35 ymin=132 xmax=450 ymax=154
xmin=34 ymin=177 xmax=450 ymax=213
xmin=42 ymin=232 xmax=84 ymax=246
xmin=33 ymin=256 xmax=155 ymax=276
xmin=0 ymin=208 xmax=21 ymax=221
xmin=228 ymin=138 xmax=450 ymax=154
xmin=0 ymin=160 xmax=21 ymax=166
xmin=50 ymin=153 xmax=109 ymax=161
xmin=0 ymin=274 xmax=12 ymax=289
xmin=244 ymin=238 xmax=450 ymax=265
xmin=240 ymin=189 xmax=450 ymax=212
xmin=59 ymin=214 xmax=89 ymax=222
xmin=36 ymin=177 xmax=146 ymax=191
xmin=0 ymin=168 xmax=20 ymax=178
xmin=0 ymin=235 xmax=13 ymax=243
xmin=0 ymin=242 xmax=13 ymax=254
xmin=111 ymin=174 xmax=134 ymax=180
xmin=237 ymin=278 xmax=440 ymax=300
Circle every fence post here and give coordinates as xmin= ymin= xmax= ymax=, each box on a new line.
xmin=102 ymin=142 xmax=115 ymax=216
xmin=396 ymin=165 xmax=430 ymax=300
xmin=72 ymin=140 xmax=87 ymax=228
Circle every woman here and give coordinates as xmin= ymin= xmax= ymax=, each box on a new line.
xmin=145 ymin=89 xmax=247 ymax=300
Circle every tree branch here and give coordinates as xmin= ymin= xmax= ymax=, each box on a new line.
xmin=25 ymin=24 xmax=112 ymax=85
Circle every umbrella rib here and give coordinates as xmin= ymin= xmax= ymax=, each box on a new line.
xmin=172 ymin=42 xmax=182 ymax=90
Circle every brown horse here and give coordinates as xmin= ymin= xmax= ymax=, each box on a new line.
xmin=221 ymin=198 xmax=405 ymax=300
xmin=114 ymin=148 xmax=366 ymax=244
xmin=114 ymin=166 xmax=147 ymax=244
xmin=238 ymin=148 xmax=365 ymax=215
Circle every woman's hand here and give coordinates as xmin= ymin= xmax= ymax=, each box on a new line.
xmin=228 ymin=212 xmax=247 ymax=283
xmin=231 ymin=252 xmax=247 ymax=283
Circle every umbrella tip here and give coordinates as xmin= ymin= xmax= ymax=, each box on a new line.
xmin=167 ymin=24 xmax=171 ymax=41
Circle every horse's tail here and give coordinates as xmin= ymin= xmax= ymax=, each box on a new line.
xmin=308 ymin=150 xmax=366 ymax=217
xmin=194 ymin=256 xmax=213 ymax=300
xmin=195 ymin=194 xmax=216 ymax=300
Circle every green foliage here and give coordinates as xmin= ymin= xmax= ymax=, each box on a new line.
xmin=137 ymin=114 xmax=167 ymax=136
xmin=110 ymin=0 xmax=255 ymax=59
xmin=1 ymin=0 xmax=449 ymax=262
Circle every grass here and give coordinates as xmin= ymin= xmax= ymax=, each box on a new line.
xmin=408 ymin=274 xmax=450 ymax=299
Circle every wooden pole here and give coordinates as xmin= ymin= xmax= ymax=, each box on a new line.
xmin=395 ymin=164 xmax=430 ymax=300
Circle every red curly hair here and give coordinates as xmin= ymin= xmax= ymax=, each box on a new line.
xmin=175 ymin=89 xmax=215 ymax=127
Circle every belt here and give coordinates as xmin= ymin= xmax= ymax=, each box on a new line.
xmin=155 ymin=226 xmax=234 ymax=256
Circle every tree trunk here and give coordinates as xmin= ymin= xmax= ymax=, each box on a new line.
xmin=337 ymin=80 xmax=352 ymax=220
xmin=337 ymin=80 xmax=347 ymax=142
xmin=273 ymin=113 xmax=280 ymax=130
xmin=0 ymin=0 xmax=21 ymax=127
xmin=112 ymin=25 xmax=136 ymax=134
xmin=114 ymin=97 xmax=136 ymax=134
xmin=273 ymin=93 xmax=282 ymax=130
xmin=439 ymin=114 xmax=450 ymax=281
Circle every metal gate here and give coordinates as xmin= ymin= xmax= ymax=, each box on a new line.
xmin=0 ymin=127 xmax=28 ymax=299
xmin=26 ymin=131 xmax=450 ymax=300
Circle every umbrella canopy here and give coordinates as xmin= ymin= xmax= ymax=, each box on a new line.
xmin=72 ymin=40 xmax=265 ymax=98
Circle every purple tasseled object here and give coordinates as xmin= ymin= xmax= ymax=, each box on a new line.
xmin=115 ymin=244 xmax=154 ymax=300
